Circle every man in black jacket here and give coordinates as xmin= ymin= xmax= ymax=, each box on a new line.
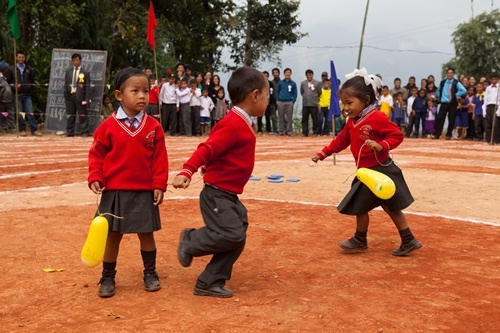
xmin=64 ymin=53 xmax=90 ymax=137
xmin=6 ymin=51 xmax=42 ymax=136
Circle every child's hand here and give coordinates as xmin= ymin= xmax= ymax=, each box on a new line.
xmin=173 ymin=175 xmax=191 ymax=189
xmin=153 ymin=189 xmax=164 ymax=206
xmin=365 ymin=139 xmax=383 ymax=152
xmin=311 ymin=155 xmax=321 ymax=163
xmin=90 ymin=181 xmax=105 ymax=194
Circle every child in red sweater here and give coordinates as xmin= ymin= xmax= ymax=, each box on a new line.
xmin=88 ymin=67 xmax=169 ymax=297
xmin=311 ymin=68 xmax=422 ymax=256
xmin=173 ymin=66 xmax=269 ymax=298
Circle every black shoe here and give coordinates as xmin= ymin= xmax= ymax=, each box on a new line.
xmin=194 ymin=284 xmax=233 ymax=298
xmin=338 ymin=237 xmax=368 ymax=253
xmin=144 ymin=271 xmax=161 ymax=292
xmin=178 ymin=228 xmax=194 ymax=267
xmin=392 ymin=239 xmax=423 ymax=256
xmin=445 ymin=136 xmax=451 ymax=140
xmin=98 ymin=277 xmax=115 ymax=297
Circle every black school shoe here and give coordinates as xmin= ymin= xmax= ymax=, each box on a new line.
xmin=194 ymin=281 xmax=233 ymax=298
xmin=178 ymin=228 xmax=194 ymax=267
xmin=98 ymin=277 xmax=115 ymax=298
xmin=144 ymin=271 xmax=161 ymax=292
xmin=392 ymin=239 xmax=423 ymax=256
xmin=338 ymin=237 xmax=368 ymax=253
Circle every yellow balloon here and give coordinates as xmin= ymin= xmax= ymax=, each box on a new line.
xmin=81 ymin=215 xmax=109 ymax=268
xmin=355 ymin=168 xmax=396 ymax=200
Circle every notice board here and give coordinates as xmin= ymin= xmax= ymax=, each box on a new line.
xmin=45 ymin=49 xmax=107 ymax=134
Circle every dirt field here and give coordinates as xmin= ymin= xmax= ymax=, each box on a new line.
xmin=1 ymin=133 xmax=499 ymax=332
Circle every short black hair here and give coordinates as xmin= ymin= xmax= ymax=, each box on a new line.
xmin=189 ymin=79 xmax=197 ymax=85
xmin=284 ymin=68 xmax=292 ymax=74
xmin=394 ymin=78 xmax=401 ymax=82
xmin=490 ymin=72 xmax=499 ymax=79
xmin=382 ymin=85 xmax=389 ymax=89
xmin=262 ymin=70 xmax=269 ymax=76
xmin=176 ymin=62 xmax=185 ymax=70
xmin=72 ymin=53 xmax=82 ymax=60
xmin=305 ymin=69 xmax=313 ymax=75
xmin=340 ymin=76 xmax=379 ymax=106
xmin=16 ymin=51 xmax=25 ymax=56
xmin=114 ymin=67 xmax=148 ymax=91
xmin=227 ymin=66 xmax=267 ymax=105
xmin=446 ymin=67 xmax=455 ymax=73
xmin=272 ymin=68 xmax=280 ymax=74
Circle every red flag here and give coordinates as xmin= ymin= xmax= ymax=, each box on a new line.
xmin=146 ymin=1 xmax=157 ymax=50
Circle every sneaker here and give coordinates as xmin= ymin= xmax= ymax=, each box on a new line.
xmin=392 ymin=239 xmax=423 ymax=256
xmin=98 ymin=277 xmax=115 ymax=297
xmin=20 ymin=131 xmax=27 ymax=137
xmin=338 ymin=237 xmax=368 ymax=253
xmin=144 ymin=271 xmax=161 ymax=292
xmin=33 ymin=130 xmax=42 ymax=136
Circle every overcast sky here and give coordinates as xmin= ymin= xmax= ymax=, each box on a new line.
xmin=222 ymin=0 xmax=497 ymax=88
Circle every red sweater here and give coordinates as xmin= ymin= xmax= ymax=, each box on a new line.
xmin=178 ymin=109 xmax=256 ymax=194
xmin=88 ymin=113 xmax=169 ymax=191
xmin=149 ymin=85 xmax=160 ymax=104
xmin=316 ymin=109 xmax=404 ymax=168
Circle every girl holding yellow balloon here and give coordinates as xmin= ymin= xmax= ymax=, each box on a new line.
xmin=312 ymin=68 xmax=422 ymax=257
xmin=87 ymin=67 xmax=169 ymax=297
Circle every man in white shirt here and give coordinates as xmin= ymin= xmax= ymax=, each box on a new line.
xmin=159 ymin=72 xmax=178 ymax=135
xmin=482 ymin=73 xmax=500 ymax=144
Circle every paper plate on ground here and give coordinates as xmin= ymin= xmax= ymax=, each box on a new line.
xmin=270 ymin=174 xmax=284 ymax=178
xmin=266 ymin=175 xmax=282 ymax=180
xmin=268 ymin=179 xmax=283 ymax=183
xmin=249 ymin=176 xmax=261 ymax=181
xmin=286 ymin=178 xmax=300 ymax=182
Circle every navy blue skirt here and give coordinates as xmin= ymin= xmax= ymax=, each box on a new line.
xmin=337 ymin=160 xmax=414 ymax=215
xmin=96 ymin=190 xmax=161 ymax=233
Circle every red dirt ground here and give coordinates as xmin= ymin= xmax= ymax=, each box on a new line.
xmin=1 ymin=133 xmax=499 ymax=332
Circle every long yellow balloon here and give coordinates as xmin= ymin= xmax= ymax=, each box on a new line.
xmin=81 ymin=215 xmax=109 ymax=268
xmin=355 ymin=168 xmax=396 ymax=200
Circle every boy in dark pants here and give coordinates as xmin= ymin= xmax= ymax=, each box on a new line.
xmin=173 ymin=66 xmax=269 ymax=298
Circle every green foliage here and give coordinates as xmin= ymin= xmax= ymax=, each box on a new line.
xmin=443 ymin=9 xmax=499 ymax=78
xmin=0 ymin=0 xmax=304 ymax=116
xmin=225 ymin=0 xmax=306 ymax=69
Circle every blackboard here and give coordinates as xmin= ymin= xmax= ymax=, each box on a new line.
xmin=44 ymin=49 xmax=107 ymax=134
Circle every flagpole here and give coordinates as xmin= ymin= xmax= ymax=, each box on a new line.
xmin=357 ymin=0 xmax=370 ymax=68
xmin=13 ymin=39 xmax=19 ymax=137
xmin=153 ymin=47 xmax=162 ymax=127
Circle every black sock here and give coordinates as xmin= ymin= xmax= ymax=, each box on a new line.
xmin=102 ymin=261 xmax=117 ymax=278
xmin=399 ymin=228 xmax=415 ymax=244
xmin=141 ymin=249 xmax=157 ymax=273
xmin=354 ymin=230 xmax=367 ymax=243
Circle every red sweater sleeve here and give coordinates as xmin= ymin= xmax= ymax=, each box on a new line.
xmin=88 ymin=122 xmax=110 ymax=188
xmin=151 ymin=129 xmax=169 ymax=191
xmin=178 ymin=124 xmax=235 ymax=179
xmin=316 ymin=118 xmax=352 ymax=160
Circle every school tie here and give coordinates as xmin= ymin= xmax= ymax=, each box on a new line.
xmin=447 ymin=80 xmax=452 ymax=101
xmin=128 ymin=117 xmax=136 ymax=130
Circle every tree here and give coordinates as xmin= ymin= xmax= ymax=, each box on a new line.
xmin=443 ymin=9 xmax=499 ymax=78
xmin=224 ymin=0 xmax=306 ymax=69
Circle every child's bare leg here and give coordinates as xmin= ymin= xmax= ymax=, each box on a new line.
xmin=138 ymin=232 xmax=156 ymax=251
xmin=356 ymin=213 xmax=370 ymax=232
xmin=103 ymin=231 xmax=123 ymax=262
xmin=138 ymin=232 xmax=161 ymax=291
xmin=381 ymin=205 xmax=422 ymax=256
xmin=338 ymin=213 xmax=369 ymax=252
